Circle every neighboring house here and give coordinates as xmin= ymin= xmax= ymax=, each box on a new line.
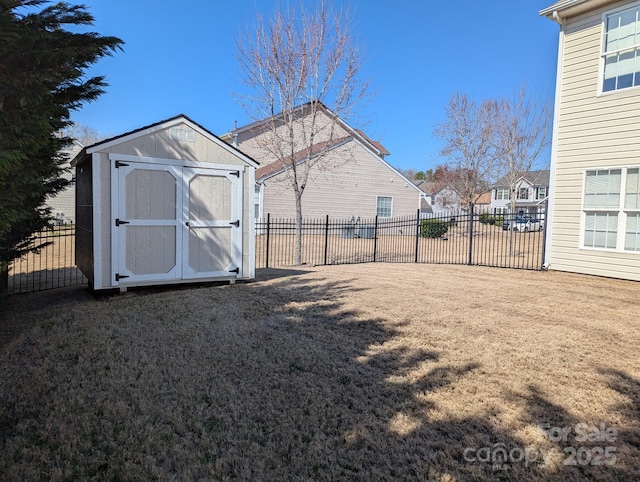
xmin=46 ymin=139 xmax=84 ymax=224
xmin=489 ymin=170 xmax=550 ymax=218
xmin=221 ymin=103 xmax=425 ymax=220
xmin=541 ymin=0 xmax=640 ymax=281
xmin=413 ymin=181 xmax=465 ymax=215
xmin=474 ymin=191 xmax=493 ymax=214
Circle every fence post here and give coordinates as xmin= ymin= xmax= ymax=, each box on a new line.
xmin=323 ymin=214 xmax=329 ymax=266
xmin=373 ymin=215 xmax=379 ymax=263
xmin=414 ymin=208 xmax=420 ymax=263
xmin=265 ymin=213 xmax=271 ymax=269
xmin=0 ymin=261 xmax=7 ymax=295
xmin=540 ymin=199 xmax=549 ymax=270
xmin=467 ymin=203 xmax=475 ymax=265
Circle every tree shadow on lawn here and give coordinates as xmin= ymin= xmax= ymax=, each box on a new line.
xmin=1 ymin=273 xmax=638 ymax=480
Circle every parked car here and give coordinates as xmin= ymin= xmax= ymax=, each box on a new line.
xmin=502 ymin=216 xmax=544 ymax=232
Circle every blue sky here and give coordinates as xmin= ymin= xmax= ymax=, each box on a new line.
xmin=72 ymin=1 xmax=561 ymax=171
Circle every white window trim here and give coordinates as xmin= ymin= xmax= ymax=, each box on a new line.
xmin=580 ymin=165 xmax=640 ymax=253
xmin=495 ymin=188 xmax=510 ymax=201
xmin=536 ymin=187 xmax=548 ymax=200
xmin=518 ymin=187 xmax=529 ymax=200
xmin=598 ymin=1 xmax=640 ymax=96
xmin=376 ymin=195 xmax=393 ymax=218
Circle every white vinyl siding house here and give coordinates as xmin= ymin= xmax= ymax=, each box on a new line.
xmin=255 ymin=139 xmax=421 ymax=219
xmin=413 ymin=181 xmax=466 ymax=215
xmin=46 ymin=139 xmax=83 ymax=224
xmin=489 ymin=171 xmax=550 ymax=217
xmin=223 ymin=103 xmax=424 ymax=220
xmin=541 ymin=0 xmax=640 ymax=281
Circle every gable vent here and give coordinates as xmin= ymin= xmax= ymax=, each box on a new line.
xmin=170 ymin=127 xmax=195 ymax=142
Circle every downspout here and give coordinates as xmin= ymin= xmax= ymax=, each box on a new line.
xmin=543 ymin=14 xmax=565 ymax=269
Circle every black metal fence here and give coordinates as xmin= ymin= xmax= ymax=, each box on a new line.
xmin=256 ymin=208 xmax=547 ymax=271
xmin=4 ymin=208 xmax=546 ymax=295
xmin=6 ymin=226 xmax=87 ymax=295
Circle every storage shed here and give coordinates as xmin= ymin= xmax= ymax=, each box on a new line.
xmin=72 ymin=115 xmax=258 ymax=291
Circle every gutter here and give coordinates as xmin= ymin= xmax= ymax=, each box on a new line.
xmin=540 ymin=0 xmax=618 ymax=22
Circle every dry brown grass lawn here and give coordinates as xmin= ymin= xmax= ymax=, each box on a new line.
xmin=1 ymin=264 xmax=639 ymax=480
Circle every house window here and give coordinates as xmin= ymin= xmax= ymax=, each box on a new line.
xmin=536 ymin=187 xmax=547 ymax=200
xmin=376 ymin=196 xmax=392 ymax=218
xmin=625 ymin=168 xmax=640 ymax=250
xmin=518 ymin=187 xmax=529 ymax=200
xmin=602 ymin=5 xmax=640 ymax=92
xmin=495 ymin=188 xmax=509 ymax=200
xmin=582 ymin=168 xmax=640 ymax=251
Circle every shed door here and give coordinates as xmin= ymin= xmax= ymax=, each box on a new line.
xmin=115 ymin=162 xmax=182 ymax=283
xmin=182 ymin=167 xmax=242 ymax=279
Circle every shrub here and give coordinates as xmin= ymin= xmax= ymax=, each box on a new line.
xmin=479 ymin=213 xmax=495 ymax=225
xmin=420 ymin=219 xmax=449 ymax=238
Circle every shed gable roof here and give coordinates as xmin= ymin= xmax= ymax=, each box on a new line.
xmin=72 ymin=114 xmax=259 ymax=168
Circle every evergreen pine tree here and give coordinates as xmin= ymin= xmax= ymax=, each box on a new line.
xmin=0 ymin=0 xmax=123 ymax=290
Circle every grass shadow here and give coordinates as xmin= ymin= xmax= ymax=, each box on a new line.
xmin=0 ymin=270 xmax=638 ymax=480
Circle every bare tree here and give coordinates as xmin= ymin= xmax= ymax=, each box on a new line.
xmin=397 ymin=167 xmax=418 ymax=181
xmin=61 ymin=122 xmax=106 ymax=146
xmin=235 ymin=0 xmax=368 ymax=265
xmin=433 ymin=92 xmax=498 ymax=209
xmin=493 ymin=87 xmax=551 ymax=254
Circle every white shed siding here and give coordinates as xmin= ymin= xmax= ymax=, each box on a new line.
xmin=104 ymin=126 xmax=248 ymax=167
xmin=90 ymin=120 xmax=255 ymax=288
xmin=261 ymin=140 xmax=420 ymax=219
xmin=549 ymin=0 xmax=640 ymax=280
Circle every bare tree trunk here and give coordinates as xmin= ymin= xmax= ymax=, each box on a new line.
xmin=294 ymin=192 xmax=303 ymax=266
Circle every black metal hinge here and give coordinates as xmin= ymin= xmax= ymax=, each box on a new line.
xmin=115 ymin=161 xmax=129 ymax=168
xmin=229 ymin=220 xmax=240 ymax=227
xmin=115 ymin=218 xmax=130 ymax=226
xmin=229 ymin=171 xmax=240 ymax=177
xmin=115 ymin=273 xmax=129 ymax=281
xmin=229 ymin=267 xmax=240 ymax=274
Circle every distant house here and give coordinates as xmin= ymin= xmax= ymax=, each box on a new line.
xmin=413 ymin=181 xmax=465 ymax=215
xmin=222 ymin=103 xmax=425 ymax=220
xmin=489 ymin=170 xmax=550 ymax=217
xmin=474 ymin=191 xmax=493 ymax=214
xmin=46 ymin=139 xmax=84 ymax=225
xmin=540 ymin=0 xmax=640 ymax=281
